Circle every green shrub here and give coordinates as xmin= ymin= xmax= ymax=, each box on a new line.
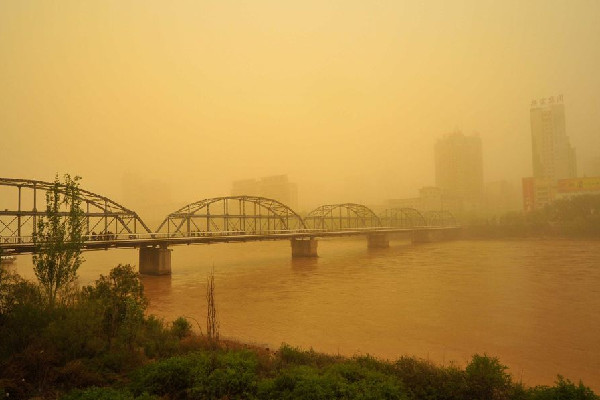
xmin=130 ymin=353 xmax=206 ymax=397
xmin=325 ymin=361 xmax=408 ymax=400
xmin=394 ymin=356 xmax=466 ymax=400
xmin=527 ymin=376 xmax=599 ymax=400
xmin=188 ymin=350 xmax=259 ymax=399
xmin=464 ymin=354 xmax=512 ymax=400
xmin=258 ymin=361 xmax=408 ymax=400
xmin=257 ymin=365 xmax=335 ymax=400
xmin=277 ymin=343 xmax=340 ymax=369
xmin=82 ymin=264 xmax=148 ymax=350
xmin=140 ymin=315 xmax=179 ymax=358
xmin=61 ymin=386 xmax=158 ymax=400
xmin=130 ymin=350 xmax=260 ymax=399
xmin=171 ymin=316 xmax=193 ymax=339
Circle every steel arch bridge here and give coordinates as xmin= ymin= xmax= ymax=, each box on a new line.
xmin=0 ymin=177 xmax=151 ymax=245
xmin=304 ymin=203 xmax=381 ymax=231
xmin=379 ymin=208 xmax=427 ymax=228
xmin=424 ymin=210 xmax=457 ymax=227
xmin=156 ymin=196 xmax=307 ymax=237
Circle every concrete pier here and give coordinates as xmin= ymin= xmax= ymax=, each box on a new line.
xmin=367 ymin=233 xmax=389 ymax=248
xmin=139 ymin=245 xmax=172 ymax=275
xmin=291 ymin=238 xmax=318 ymax=257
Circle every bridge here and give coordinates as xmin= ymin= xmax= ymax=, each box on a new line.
xmin=0 ymin=177 xmax=460 ymax=275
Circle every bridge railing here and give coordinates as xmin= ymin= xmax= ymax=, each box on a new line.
xmin=0 ymin=229 xmax=333 ymax=246
xmin=1 ymin=226 xmax=462 ymax=250
xmin=152 ymin=229 xmax=329 ymax=238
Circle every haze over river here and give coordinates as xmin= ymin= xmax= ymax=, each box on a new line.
xmin=14 ymin=238 xmax=600 ymax=390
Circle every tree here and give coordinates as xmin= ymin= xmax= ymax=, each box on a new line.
xmin=82 ymin=264 xmax=148 ymax=349
xmin=206 ymin=267 xmax=219 ymax=341
xmin=33 ymin=174 xmax=85 ymax=307
xmin=465 ymin=354 xmax=512 ymax=400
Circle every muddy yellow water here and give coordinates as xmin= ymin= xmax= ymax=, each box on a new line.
xmin=14 ymin=238 xmax=600 ymax=390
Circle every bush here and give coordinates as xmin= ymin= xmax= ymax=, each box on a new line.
xmin=258 ymin=361 xmax=409 ymax=400
xmin=130 ymin=353 xmax=205 ymax=397
xmin=394 ymin=356 xmax=466 ymax=400
xmin=140 ymin=315 xmax=179 ymax=358
xmin=325 ymin=361 xmax=408 ymax=400
xmin=171 ymin=316 xmax=193 ymax=339
xmin=82 ymin=264 xmax=148 ymax=350
xmin=527 ymin=376 xmax=599 ymax=400
xmin=188 ymin=350 xmax=259 ymax=399
xmin=464 ymin=354 xmax=512 ymax=400
xmin=61 ymin=386 xmax=158 ymax=400
xmin=257 ymin=365 xmax=335 ymax=400
xmin=130 ymin=350 xmax=260 ymax=399
xmin=277 ymin=343 xmax=341 ymax=369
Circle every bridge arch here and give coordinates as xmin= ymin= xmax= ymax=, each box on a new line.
xmin=423 ymin=210 xmax=457 ymax=227
xmin=0 ymin=177 xmax=151 ymax=245
xmin=156 ymin=196 xmax=307 ymax=236
xmin=379 ymin=208 xmax=426 ymax=228
xmin=304 ymin=203 xmax=381 ymax=230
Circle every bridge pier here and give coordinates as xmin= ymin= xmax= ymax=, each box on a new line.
xmin=291 ymin=238 xmax=318 ymax=257
xmin=139 ymin=245 xmax=172 ymax=275
xmin=367 ymin=233 xmax=389 ymax=248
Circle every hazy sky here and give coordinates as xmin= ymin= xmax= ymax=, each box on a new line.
xmin=1 ymin=0 xmax=599 ymax=214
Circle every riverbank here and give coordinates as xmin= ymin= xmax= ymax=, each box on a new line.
xmin=458 ymin=194 xmax=600 ymax=240
xmin=49 ymin=339 xmax=600 ymax=399
xmin=459 ymin=224 xmax=600 ymax=240
xmin=1 ymin=264 xmax=598 ymax=399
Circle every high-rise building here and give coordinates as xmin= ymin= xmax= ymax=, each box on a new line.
xmin=523 ymin=95 xmax=578 ymax=211
xmin=258 ymin=175 xmax=298 ymax=210
xmin=231 ymin=174 xmax=298 ymax=210
xmin=530 ymin=95 xmax=577 ymax=181
xmin=434 ymin=131 xmax=483 ymax=211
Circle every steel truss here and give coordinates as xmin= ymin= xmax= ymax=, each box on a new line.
xmin=379 ymin=208 xmax=427 ymax=228
xmin=423 ymin=210 xmax=456 ymax=227
xmin=0 ymin=177 xmax=152 ymax=245
xmin=156 ymin=196 xmax=307 ymax=237
xmin=304 ymin=203 xmax=381 ymax=231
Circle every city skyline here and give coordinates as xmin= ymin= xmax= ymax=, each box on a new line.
xmin=1 ymin=1 xmax=600 ymax=210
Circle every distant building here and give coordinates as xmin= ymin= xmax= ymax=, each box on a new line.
xmin=555 ymin=177 xmax=600 ymax=199
xmin=523 ymin=176 xmax=600 ymax=212
xmin=522 ymin=177 xmax=555 ymax=212
xmin=530 ymin=95 xmax=577 ymax=181
xmin=434 ymin=131 xmax=483 ymax=212
xmin=230 ymin=179 xmax=259 ymax=197
xmin=523 ymin=95 xmax=578 ymax=211
xmin=231 ymin=175 xmax=298 ymax=210
xmin=387 ymin=186 xmax=457 ymax=213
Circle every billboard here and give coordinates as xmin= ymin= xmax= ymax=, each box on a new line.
xmin=557 ymin=177 xmax=600 ymax=193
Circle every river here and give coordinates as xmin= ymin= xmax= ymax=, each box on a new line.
xmin=13 ymin=238 xmax=600 ymax=390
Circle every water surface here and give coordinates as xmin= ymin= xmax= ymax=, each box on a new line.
xmin=14 ymin=238 xmax=600 ymax=390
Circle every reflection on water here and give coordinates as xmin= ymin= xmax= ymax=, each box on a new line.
xmin=14 ymin=238 xmax=600 ymax=390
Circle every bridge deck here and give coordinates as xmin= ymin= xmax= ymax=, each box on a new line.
xmin=1 ymin=226 xmax=460 ymax=254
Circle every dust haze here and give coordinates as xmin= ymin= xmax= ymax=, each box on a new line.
xmin=1 ymin=1 xmax=599 ymax=224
